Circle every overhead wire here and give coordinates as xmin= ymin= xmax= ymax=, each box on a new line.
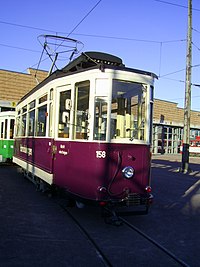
xmin=36 ymin=0 xmax=103 ymax=71
xmin=154 ymin=0 xmax=200 ymax=97
xmin=0 ymin=17 xmax=187 ymax=45
xmin=159 ymin=64 xmax=200 ymax=81
xmin=0 ymin=20 xmax=56 ymax=33
xmin=0 ymin=1 xmax=199 ymax=86
xmin=158 ymin=25 xmax=200 ymax=82
xmin=0 ymin=0 xmax=195 ymax=83
xmin=47 ymin=0 xmax=103 ymax=61
xmin=0 ymin=42 xmax=40 ymax=53
xmin=154 ymin=0 xmax=200 ymax=11
xmin=192 ymin=27 xmax=200 ymax=34
xmin=0 ymin=1 xmax=105 ymax=89
xmin=154 ymin=0 xmax=188 ymax=9
xmin=66 ymin=0 xmax=102 ymax=38
xmin=1 ymin=1 xmax=200 ymax=111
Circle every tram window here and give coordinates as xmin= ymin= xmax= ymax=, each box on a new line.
xmin=22 ymin=105 xmax=27 ymax=113
xmin=48 ymin=102 xmax=53 ymax=137
xmin=39 ymin=94 xmax=47 ymax=104
xmin=29 ymin=100 xmax=35 ymax=109
xmin=28 ymin=109 xmax=35 ymax=136
xmin=10 ymin=119 xmax=14 ymax=139
xmin=149 ymin=86 xmax=154 ymax=144
xmin=36 ymin=104 xmax=47 ymax=136
xmin=15 ymin=116 xmax=20 ymax=137
xmin=58 ymin=90 xmax=71 ymax=138
xmin=22 ymin=113 xmax=27 ymax=136
xmin=111 ymin=80 xmax=146 ymax=140
xmin=4 ymin=119 xmax=8 ymax=139
xmin=74 ymin=81 xmax=90 ymax=140
xmin=48 ymin=88 xmax=54 ymax=137
xmin=50 ymin=88 xmax=53 ymax=100
xmin=1 ymin=122 xmax=3 ymax=138
xmin=94 ymin=97 xmax=108 ymax=140
xmin=28 ymin=100 xmax=36 ymax=136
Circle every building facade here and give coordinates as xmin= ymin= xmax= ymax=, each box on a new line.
xmin=152 ymin=99 xmax=200 ymax=154
xmin=0 ymin=68 xmax=200 ymax=154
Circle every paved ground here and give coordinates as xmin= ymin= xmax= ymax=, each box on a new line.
xmin=152 ymin=154 xmax=200 ymax=177
xmin=0 ymin=166 xmax=106 ymax=267
xmin=0 ymin=155 xmax=199 ymax=266
xmin=151 ymin=154 xmax=200 ymax=266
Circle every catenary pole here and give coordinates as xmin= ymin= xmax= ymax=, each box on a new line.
xmin=181 ymin=0 xmax=192 ymax=173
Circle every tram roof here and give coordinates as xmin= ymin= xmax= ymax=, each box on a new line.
xmin=18 ymin=51 xmax=157 ymax=104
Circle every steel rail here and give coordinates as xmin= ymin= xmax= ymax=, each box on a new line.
xmin=120 ymin=217 xmax=190 ymax=267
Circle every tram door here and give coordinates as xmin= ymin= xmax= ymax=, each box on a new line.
xmin=53 ymin=82 xmax=91 ymax=188
xmin=0 ymin=116 xmax=14 ymax=161
xmin=53 ymin=85 xmax=73 ymax=186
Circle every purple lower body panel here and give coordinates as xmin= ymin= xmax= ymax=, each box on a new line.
xmin=14 ymin=138 xmax=152 ymax=206
xmin=53 ymin=141 xmax=151 ymax=203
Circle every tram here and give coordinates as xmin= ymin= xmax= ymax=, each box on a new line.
xmin=13 ymin=51 xmax=157 ymax=213
xmin=0 ymin=111 xmax=15 ymax=162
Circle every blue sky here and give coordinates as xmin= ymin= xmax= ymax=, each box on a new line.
xmin=0 ymin=0 xmax=200 ymax=111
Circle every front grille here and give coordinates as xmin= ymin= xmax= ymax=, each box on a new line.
xmin=126 ymin=193 xmax=142 ymax=206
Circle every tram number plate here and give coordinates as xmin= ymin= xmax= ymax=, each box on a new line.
xmin=96 ymin=151 xmax=106 ymax=158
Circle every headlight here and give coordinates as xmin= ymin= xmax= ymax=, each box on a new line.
xmin=122 ymin=166 xmax=134 ymax=179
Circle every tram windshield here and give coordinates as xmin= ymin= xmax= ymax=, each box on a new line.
xmin=111 ymin=80 xmax=147 ymax=141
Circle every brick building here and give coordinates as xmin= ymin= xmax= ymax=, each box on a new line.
xmin=0 ymin=68 xmax=48 ymax=111
xmin=0 ymin=68 xmax=200 ymax=154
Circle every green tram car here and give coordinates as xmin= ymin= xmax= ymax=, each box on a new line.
xmin=0 ymin=111 xmax=15 ymax=162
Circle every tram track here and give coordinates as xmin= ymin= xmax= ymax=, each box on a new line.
xmin=119 ymin=217 xmax=190 ymax=267
xmin=60 ymin=204 xmax=113 ymax=267
xmin=57 ymin=199 xmax=190 ymax=267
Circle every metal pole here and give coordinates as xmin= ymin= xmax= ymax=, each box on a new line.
xmin=181 ymin=0 xmax=192 ymax=173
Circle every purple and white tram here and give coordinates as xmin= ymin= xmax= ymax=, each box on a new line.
xmin=13 ymin=52 xmax=157 ymax=213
